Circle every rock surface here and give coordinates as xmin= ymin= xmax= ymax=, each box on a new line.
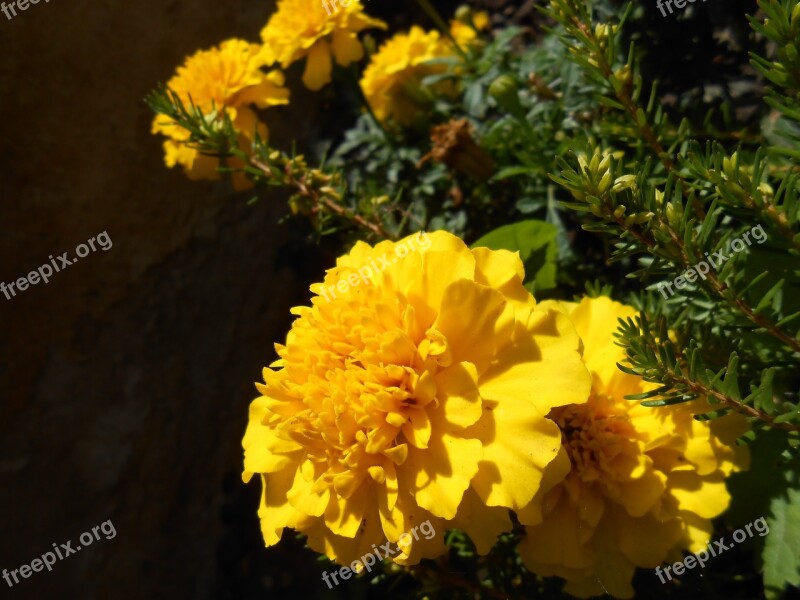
xmin=0 ymin=1 xmax=330 ymax=598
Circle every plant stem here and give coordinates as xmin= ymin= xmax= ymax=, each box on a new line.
xmin=414 ymin=0 xmax=468 ymax=59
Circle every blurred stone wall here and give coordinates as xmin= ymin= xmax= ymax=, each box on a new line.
xmin=0 ymin=1 xmax=329 ymax=597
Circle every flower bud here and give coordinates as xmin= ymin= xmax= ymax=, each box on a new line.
xmin=598 ymin=171 xmax=614 ymax=194
xmin=455 ymin=5 xmax=473 ymax=23
xmin=785 ymin=42 xmax=799 ymax=65
xmin=666 ymin=201 xmax=683 ymax=227
xmin=612 ymin=175 xmax=636 ymax=192
xmin=598 ymin=153 xmax=612 ymax=175
xmin=489 ymin=75 xmax=524 ymax=118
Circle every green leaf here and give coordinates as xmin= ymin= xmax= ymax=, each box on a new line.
xmin=471 ymin=220 xmax=558 ymax=293
xmin=763 ymin=484 xmax=800 ymax=598
xmin=464 ymin=81 xmax=487 ymax=118
xmin=491 ymin=166 xmax=538 ymax=181
xmin=727 ymin=430 xmax=800 ymax=597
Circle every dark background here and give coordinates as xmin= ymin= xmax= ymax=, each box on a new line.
xmin=0 ymin=1 xmax=322 ymax=598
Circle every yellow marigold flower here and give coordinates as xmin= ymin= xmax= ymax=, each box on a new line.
xmin=518 ymin=296 xmax=750 ymax=599
xmin=151 ymin=39 xmax=289 ymax=190
xmin=259 ymin=0 xmax=386 ymax=91
xmin=242 ymin=231 xmax=591 ymax=567
xmin=450 ymin=10 xmax=491 ymax=48
xmin=360 ymin=26 xmax=457 ymax=126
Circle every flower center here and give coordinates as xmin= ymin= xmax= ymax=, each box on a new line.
xmin=551 ymin=393 xmax=636 ymax=484
xmin=273 ymin=306 xmax=453 ymax=495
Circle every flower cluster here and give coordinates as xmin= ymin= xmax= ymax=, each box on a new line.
xmin=259 ymin=0 xmax=386 ymax=90
xmin=359 ymin=26 xmax=458 ymax=127
xmin=242 ymin=230 xmax=591 ymax=566
xmin=449 ymin=9 xmax=491 ymax=48
xmin=357 ymin=11 xmax=491 ymax=127
xmin=151 ymin=40 xmax=288 ymax=189
xmin=152 ymin=1 xmax=490 ymax=183
xmin=518 ymin=297 xmax=749 ymax=598
xmin=152 ymin=0 xmax=385 ymax=184
xmin=242 ymin=241 xmax=750 ymax=596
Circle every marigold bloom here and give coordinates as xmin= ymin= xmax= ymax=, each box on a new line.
xmin=518 ymin=296 xmax=750 ymax=599
xmin=360 ymin=26 xmax=457 ymax=126
xmin=151 ymin=39 xmax=289 ymax=190
xmin=259 ymin=0 xmax=386 ymax=90
xmin=450 ymin=10 xmax=491 ymax=48
xmin=242 ymin=231 xmax=591 ymax=567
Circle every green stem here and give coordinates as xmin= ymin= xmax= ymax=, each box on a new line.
xmin=413 ymin=0 xmax=468 ymax=59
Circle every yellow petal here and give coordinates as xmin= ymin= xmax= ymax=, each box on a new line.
xmin=302 ymin=40 xmax=333 ymax=91
xmin=331 ymin=29 xmax=364 ymax=66
xmin=667 ymin=470 xmax=731 ymax=519
xmin=608 ymin=504 xmax=683 ymax=567
xmin=549 ymin=296 xmax=636 ymax=389
xmin=403 ymin=431 xmax=482 ymax=519
xmin=467 ymin=396 xmax=562 ymax=510
xmin=451 ymin=488 xmax=512 ymax=554
xmin=433 ymin=361 xmax=482 ymax=429
xmin=242 ymin=397 xmax=302 ymax=478
xmin=305 ymin=499 xmax=386 ymax=567
xmin=478 ymin=307 xmax=590 ymax=414
xmin=234 ymin=75 xmax=290 ymax=108
xmin=517 ymin=445 xmax=571 ymax=525
xmin=432 ymin=280 xmax=515 ymax=374
xmin=519 ymin=500 xmax=594 ymax=570
xmin=573 ymin=517 xmax=636 ymax=599
xmin=257 ymin=470 xmax=299 ymax=546
xmin=325 ymin=481 xmax=371 ymax=538
xmin=377 ymin=491 xmax=446 ymax=564
xmin=471 ymin=246 xmax=533 ymax=311
xmin=679 ymin=509 xmax=715 ymax=554
xmin=616 ymin=467 xmax=666 ymax=517
xmin=401 ymin=407 xmax=432 ymax=449
xmin=287 ymin=461 xmax=330 ymax=517
xmin=402 ymin=243 xmax=476 ymax=330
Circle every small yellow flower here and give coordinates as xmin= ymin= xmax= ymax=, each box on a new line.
xmin=450 ymin=10 xmax=491 ymax=48
xmin=360 ymin=27 xmax=457 ymax=126
xmin=259 ymin=0 xmax=386 ymax=91
xmin=518 ymin=296 xmax=750 ymax=599
xmin=242 ymin=231 xmax=591 ymax=567
xmin=152 ymin=39 xmax=289 ymax=190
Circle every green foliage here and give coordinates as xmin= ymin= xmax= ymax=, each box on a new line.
xmin=472 ymin=220 xmax=559 ymax=293
xmin=749 ymin=0 xmax=800 ymax=154
xmin=763 ymin=482 xmax=800 ymax=597
xmin=329 ymin=25 xmax=599 ymax=241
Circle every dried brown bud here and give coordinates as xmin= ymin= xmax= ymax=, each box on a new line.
xmin=417 ymin=118 xmax=495 ymax=181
